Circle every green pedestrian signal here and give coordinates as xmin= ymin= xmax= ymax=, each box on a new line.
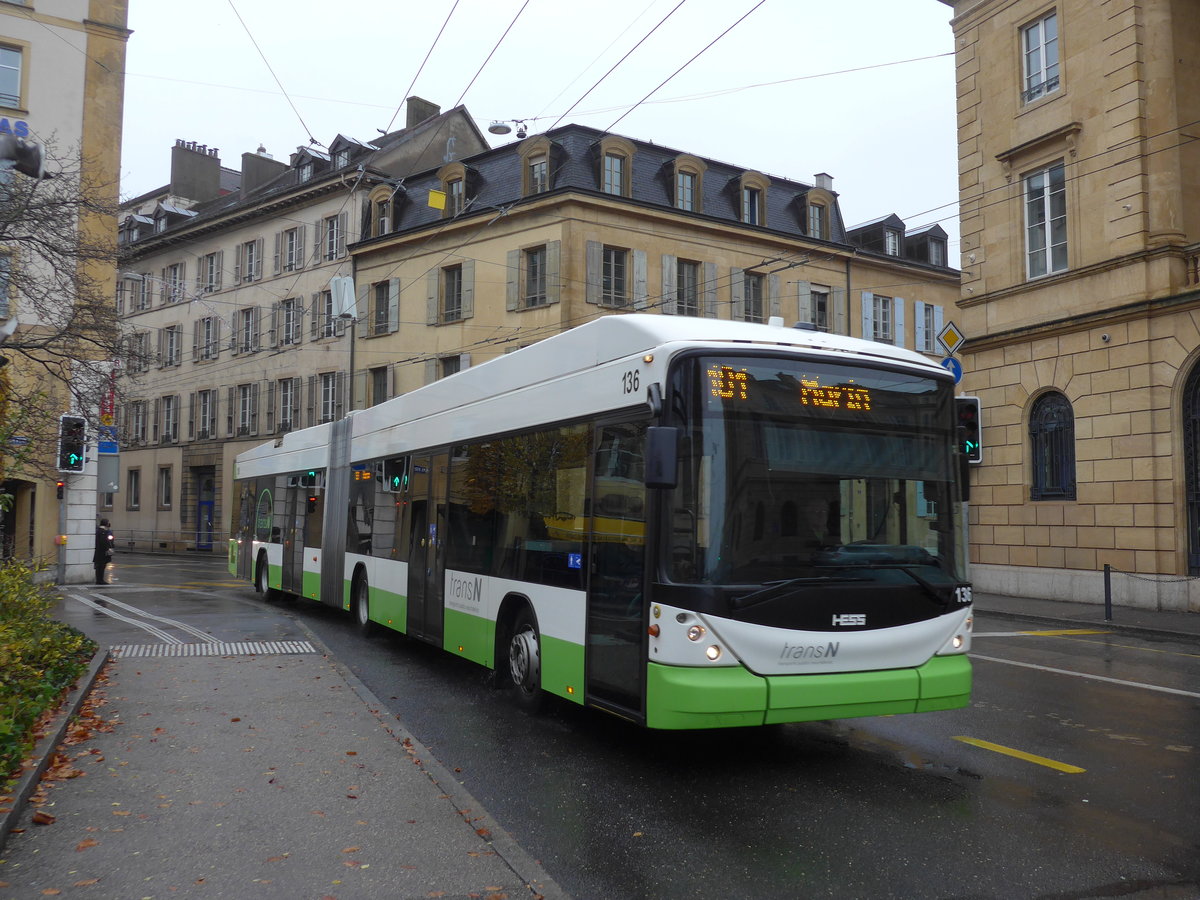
xmin=57 ymin=415 xmax=87 ymax=472
xmin=955 ymin=396 xmax=982 ymax=464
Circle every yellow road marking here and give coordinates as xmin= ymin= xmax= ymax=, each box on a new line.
xmin=1018 ymin=629 xmax=1109 ymax=636
xmin=953 ymin=736 xmax=1086 ymax=773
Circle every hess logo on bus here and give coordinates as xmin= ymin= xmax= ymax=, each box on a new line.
xmin=832 ymin=614 xmax=866 ymax=627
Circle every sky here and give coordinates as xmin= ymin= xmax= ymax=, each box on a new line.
xmin=119 ymin=0 xmax=961 ymax=254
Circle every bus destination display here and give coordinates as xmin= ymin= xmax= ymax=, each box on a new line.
xmin=706 ymin=364 xmax=873 ymax=412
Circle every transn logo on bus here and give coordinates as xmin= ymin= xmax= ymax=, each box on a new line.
xmin=832 ymin=614 xmax=866 ymax=627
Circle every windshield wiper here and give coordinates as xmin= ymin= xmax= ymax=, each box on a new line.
xmin=845 ymin=563 xmax=948 ymax=604
xmin=731 ymin=574 xmax=872 ymax=610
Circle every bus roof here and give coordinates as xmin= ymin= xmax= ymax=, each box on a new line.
xmin=236 ymin=314 xmax=947 ymax=476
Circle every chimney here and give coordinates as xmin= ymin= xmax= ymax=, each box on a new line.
xmin=170 ymin=139 xmax=222 ymax=201
xmin=406 ymin=96 xmax=441 ymax=129
xmin=814 ymin=172 xmax=834 ymax=192
xmin=241 ymin=148 xmax=289 ymax=197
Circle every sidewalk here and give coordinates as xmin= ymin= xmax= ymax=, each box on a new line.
xmin=973 ymin=591 xmax=1200 ymax=641
xmin=0 ymin=644 xmax=565 ymax=899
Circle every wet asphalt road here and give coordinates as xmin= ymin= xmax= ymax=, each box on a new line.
xmin=54 ymin=552 xmax=1200 ymax=899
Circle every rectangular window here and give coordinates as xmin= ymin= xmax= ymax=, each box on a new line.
xmin=676 ymin=260 xmax=699 ymax=316
xmin=158 ymin=467 xmax=172 ymax=509
xmin=441 ymin=355 xmax=461 ymax=379
xmin=743 ymin=272 xmax=764 ymax=322
xmin=281 ymin=298 xmax=301 ymax=345
xmin=370 ymin=366 xmax=388 ymax=406
xmin=198 ymin=316 xmax=218 ymax=360
xmin=137 ymin=273 xmax=152 ymax=311
xmin=130 ymin=400 xmax=147 ymax=444
xmin=0 ymin=46 xmax=21 ymax=108
xmin=164 ymin=263 xmax=184 ymax=303
xmin=236 ymin=308 xmax=257 ymax=354
xmin=127 ymin=468 xmax=140 ymax=510
xmin=1022 ymin=11 xmax=1059 ymax=104
xmin=200 ymin=252 xmax=221 ymax=293
xmin=1025 ymin=161 xmax=1067 ymax=278
xmin=811 ymin=286 xmax=830 ymax=332
xmin=320 ymin=372 xmax=338 ymax=423
xmin=241 ymin=239 xmax=261 ymax=282
xmin=442 ymin=265 xmax=463 ymax=322
xmin=446 ymin=179 xmax=465 ymax=215
xmin=130 ymin=331 xmax=150 ymax=373
xmin=375 ymin=200 xmax=390 ymax=237
xmin=929 ymin=239 xmax=946 ymax=267
xmin=529 ymin=157 xmax=548 ymax=194
xmin=602 ymin=247 xmax=628 ymax=307
xmin=524 ymin=246 xmax=547 ymax=307
xmin=602 ymin=154 xmax=624 ymax=195
xmin=742 ymin=187 xmax=761 ymax=225
xmin=373 ymin=282 xmax=390 ymax=335
xmin=197 ymin=389 xmax=216 ymax=439
xmin=871 ymin=294 xmax=894 ymax=343
xmin=808 ymin=204 xmax=825 ymax=240
xmin=237 ymin=384 xmax=255 ymax=434
xmin=160 ymin=323 xmax=180 ymax=367
xmin=884 ymin=230 xmax=900 ymax=256
xmin=675 ymin=171 xmax=696 ymax=211
xmin=323 ymin=215 xmax=343 ymax=260
xmin=321 ymin=290 xmax=336 ymax=338
xmin=161 ymin=394 xmax=179 ymax=442
xmin=282 ymin=227 xmax=301 ymax=271
xmin=278 ymin=378 xmax=296 ymax=432
xmin=921 ymin=303 xmax=937 ymax=353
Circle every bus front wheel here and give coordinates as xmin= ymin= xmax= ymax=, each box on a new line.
xmin=506 ymin=607 xmax=545 ymax=714
xmin=255 ymin=555 xmax=279 ymax=602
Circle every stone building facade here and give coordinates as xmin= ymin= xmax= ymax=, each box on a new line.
xmin=938 ymin=0 xmax=1200 ymax=609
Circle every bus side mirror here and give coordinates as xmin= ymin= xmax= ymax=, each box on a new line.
xmin=645 ymin=426 xmax=678 ymax=489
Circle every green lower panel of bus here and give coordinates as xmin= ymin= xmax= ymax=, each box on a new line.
xmin=645 ymin=655 xmax=971 ymax=729
xmin=367 ymin=583 xmax=408 ymax=632
xmin=227 ymin=540 xmax=238 ymax=576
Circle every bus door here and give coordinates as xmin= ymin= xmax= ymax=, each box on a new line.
xmin=406 ymin=452 xmax=448 ymax=644
xmin=281 ymin=483 xmax=306 ymax=595
xmin=234 ymin=481 xmax=255 ymax=580
xmin=586 ymin=421 xmax=648 ymax=715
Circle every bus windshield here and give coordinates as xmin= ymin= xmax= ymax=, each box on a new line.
xmin=666 ymin=354 xmax=966 ymax=588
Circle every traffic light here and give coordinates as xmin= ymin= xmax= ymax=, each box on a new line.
xmin=955 ymin=396 xmax=982 ymax=464
xmin=57 ymin=415 xmax=87 ymax=472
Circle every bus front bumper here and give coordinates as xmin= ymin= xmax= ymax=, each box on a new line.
xmin=644 ymin=654 xmax=971 ymax=730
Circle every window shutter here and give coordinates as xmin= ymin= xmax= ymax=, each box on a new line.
xmin=213 ymin=317 xmax=222 ymax=358
xmin=230 ymin=316 xmax=241 ymax=357
xmin=337 ymin=212 xmax=348 ymax=257
xmin=192 ymin=319 xmax=201 ymax=361
xmin=151 ymin=398 xmax=160 ymax=444
xmin=295 ymin=228 xmax=305 ymax=269
xmin=585 ymin=241 xmax=602 ymax=305
xmin=310 ymin=293 xmax=319 ymax=339
xmin=156 ymin=329 xmax=166 ymax=368
xmin=661 ymin=255 xmax=678 ymax=315
xmin=730 ymin=268 xmax=745 ymax=320
xmin=894 ymin=297 xmax=906 ymax=348
xmin=255 ymin=237 xmax=264 ymax=279
xmin=213 ymin=252 xmax=222 ymax=291
xmin=187 ymin=392 xmax=196 ymax=440
xmin=861 ymin=291 xmax=875 ymax=340
xmin=233 ymin=245 xmax=242 ymax=283
xmin=702 ymin=262 xmax=718 ymax=318
xmin=506 ymin=249 xmax=520 ymax=311
xmin=798 ymin=281 xmax=812 ymax=325
xmin=631 ymin=250 xmax=648 ymax=310
xmin=426 ymin=269 xmax=439 ymax=325
xmin=250 ymin=383 xmax=260 ymax=434
xmin=546 ymin=240 xmax=561 ymax=305
xmin=352 ymin=370 xmax=367 ymax=411
xmin=914 ymin=300 xmax=926 ymax=351
xmin=313 ymin=219 xmax=322 ymax=263
xmin=425 ymin=359 xmax=437 ymax=385
xmin=306 ymin=375 xmax=317 ymax=427
xmin=159 ymin=268 xmax=167 ymax=304
xmin=933 ymin=304 xmax=944 ymax=346
xmin=253 ymin=307 xmax=263 ymax=350
xmin=388 ymin=278 xmax=400 ymax=332
xmin=832 ymin=287 xmax=847 ymax=334
xmin=227 ymin=386 xmax=235 ymax=436
xmin=273 ymin=232 xmax=282 ymax=275
xmin=269 ymin=302 xmax=280 ymax=348
xmin=266 ymin=380 xmax=276 ymax=433
xmin=461 ymin=260 xmax=475 ymax=320
xmin=768 ymin=274 xmax=782 ymax=319
xmin=460 ymin=353 xmax=471 ymax=370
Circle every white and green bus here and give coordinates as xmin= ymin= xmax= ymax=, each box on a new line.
xmin=229 ymin=314 xmax=973 ymax=729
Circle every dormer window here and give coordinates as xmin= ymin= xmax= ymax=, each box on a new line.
xmin=596 ymin=136 xmax=635 ymax=197
xmin=929 ymin=239 xmax=946 ymax=267
xmin=298 ymin=161 xmax=313 ymax=182
xmin=808 ymin=203 xmax=826 ymax=239
xmin=884 ymin=229 xmax=901 ymax=256
xmin=672 ymin=155 xmax=706 ymax=212
xmin=737 ymin=171 xmax=770 ymax=226
xmin=529 ymin=156 xmax=548 ymax=194
xmin=332 ymin=149 xmax=349 ymax=168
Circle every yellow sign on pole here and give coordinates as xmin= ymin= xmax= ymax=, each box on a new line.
xmin=938 ymin=321 xmax=966 ymax=355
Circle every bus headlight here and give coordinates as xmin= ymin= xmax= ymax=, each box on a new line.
xmin=687 ymin=625 xmax=706 ymax=641
xmin=705 ymin=645 xmax=722 ymax=661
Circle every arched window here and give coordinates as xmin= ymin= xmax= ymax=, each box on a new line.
xmin=1029 ymin=391 xmax=1075 ymax=500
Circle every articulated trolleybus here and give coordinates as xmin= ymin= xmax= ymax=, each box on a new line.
xmin=230 ymin=314 xmax=973 ymax=729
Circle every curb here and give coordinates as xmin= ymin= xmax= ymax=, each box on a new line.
xmin=974 ymin=606 xmax=1200 ymax=644
xmin=0 ymin=647 xmax=111 ymax=858
xmin=293 ymin=621 xmax=571 ymax=900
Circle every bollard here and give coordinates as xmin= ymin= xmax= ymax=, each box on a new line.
xmin=1103 ymin=563 xmax=1113 ymax=622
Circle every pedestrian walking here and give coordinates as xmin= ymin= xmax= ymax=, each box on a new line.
xmin=94 ymin=517 xmax=113 ymax=584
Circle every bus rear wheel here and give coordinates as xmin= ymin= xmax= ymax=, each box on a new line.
xmin=506 ymin=607 xmax=545 ymax=713
xmin=352 ymin=571 xmax=374 ymax=635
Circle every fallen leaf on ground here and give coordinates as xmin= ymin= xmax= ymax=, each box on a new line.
xmin=75 ymin=838 xmax=99 ymax=851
